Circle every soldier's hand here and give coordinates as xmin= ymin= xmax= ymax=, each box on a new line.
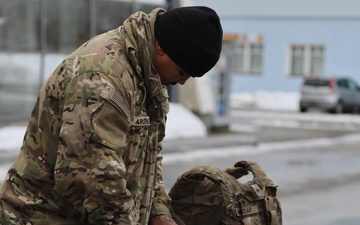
xmin=149 ymin=215 xmax=178 ymax=225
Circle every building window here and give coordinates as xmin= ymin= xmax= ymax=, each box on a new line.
xmin=223 ymin=34 xmax=264 ymax=75
xmin=250 ymin=43 xmax=263 ymax=73
xmin=288 ymin=44 xmax=324 ymax=77
xmin=232 ymin=42 xmax=245 ymax=73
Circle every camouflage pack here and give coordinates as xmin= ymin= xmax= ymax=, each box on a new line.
xmin=169 ymin=161 xmax=282 ymax=225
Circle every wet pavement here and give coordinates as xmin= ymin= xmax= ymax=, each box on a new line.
xmin=1 ymin=113 xmax=360 ymax=225
xmin=162 ymin=130 xmax=360 ymax=225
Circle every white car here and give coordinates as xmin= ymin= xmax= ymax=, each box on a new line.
xmin=299 ymin=77 xmax=360 ymax=113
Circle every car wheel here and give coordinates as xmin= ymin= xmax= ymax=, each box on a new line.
xmin=299 ymin=106 xmax=307 ymax=113
xmin=352 ymin=106 xmax=360 ymax=114
xmin=330 ymin=101 xmax=343 ymax=114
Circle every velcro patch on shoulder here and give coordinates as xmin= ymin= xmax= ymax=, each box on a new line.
xmin=100 ymin=84 xmax=131 ymax=119
xmin=250 ymin=184 xmax=264 ymax=198
xmin=133 ymin=116 xmax=150 ymax=126
xmin=241 ymin=205 xmax=261 ymax=216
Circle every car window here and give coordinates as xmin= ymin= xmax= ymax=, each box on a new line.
xmin=346 ymin=80 xmax=359 ymax=91
xmin=304 ymin=79 xmax=328 ymax=87
xmin=337 ymin=79 xmax=348 ymax=89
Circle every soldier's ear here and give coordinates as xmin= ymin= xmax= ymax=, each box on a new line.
xmin=155 ymin=40 xmax=166 ymax=56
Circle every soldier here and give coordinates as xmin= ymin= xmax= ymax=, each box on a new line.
xmin=0 ymin=6 xmax=222 ymax=225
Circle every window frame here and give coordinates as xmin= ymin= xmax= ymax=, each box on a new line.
xmin=287 ymin=44 xmax=325 ymax=77
xmin=225 ymin=38 xmax=264 ymax=75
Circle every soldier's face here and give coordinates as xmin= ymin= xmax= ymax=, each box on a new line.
xmin=155 ymin=42 xmax=191 ymax=85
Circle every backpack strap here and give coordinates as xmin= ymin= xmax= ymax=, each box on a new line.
xmin=171 ymin=161 xmax=282 ymax=225
xmin=226 ymin=161 xmax=282 ymax=225
xmin=182 ymin=165 xmax=244 ymax=225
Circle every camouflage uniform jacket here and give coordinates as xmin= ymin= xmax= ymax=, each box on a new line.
xmin=0 ymin=8 xmax=171 ymax=225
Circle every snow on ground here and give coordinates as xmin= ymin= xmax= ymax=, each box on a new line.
xmin=0 ymin=101 xmax=210 ymax=180
xmin=0 ymin=103 xmax=208 ymax=153
xmin=3 ymin=91 xmax=360 ymax=180
xmin=0 ymin=91 xmax=298 ymax=152
xmin=230 ymin=91 xmax=299 ymax=111
xmin=165 ymin=103 xmax=207 ymax=139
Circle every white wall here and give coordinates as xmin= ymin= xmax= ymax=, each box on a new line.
xmin=192 ymin=0 xmax=360 ymax=18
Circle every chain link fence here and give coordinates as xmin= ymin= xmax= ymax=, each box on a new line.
xmin=0 ymin=0 xmax=165 ymax=121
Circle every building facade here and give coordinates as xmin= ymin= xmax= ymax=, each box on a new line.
xmin=193 ymin=0 xmax=360 ymax=92
xmin=2 ymin=0 xmax=360 ymax=120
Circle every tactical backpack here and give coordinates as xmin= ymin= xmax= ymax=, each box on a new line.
xmin=168 ymin=161 xmax=282 ymax=225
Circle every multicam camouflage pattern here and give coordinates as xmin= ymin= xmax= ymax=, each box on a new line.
xmin=169 ymin=161 xmax=283 ymax=225
xmin=0 ymin=7 xmax=171 ymax=225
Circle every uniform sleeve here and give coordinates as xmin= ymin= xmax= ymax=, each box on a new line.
xmin=150 ymin=152 xmax=172 ymax=217
xmin=150 ymin=119 xmax=173 ymax=218
xmin=52 ymin=73 xmax=136 ymax=224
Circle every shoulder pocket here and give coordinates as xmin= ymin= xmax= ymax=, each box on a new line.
xmin=91 ymin=85 xmax=132 ymax=150
xmin=100 ymin=85 xmax=131 ymax=120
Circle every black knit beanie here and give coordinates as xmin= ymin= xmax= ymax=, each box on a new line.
xmin=155 ymin=6 xmax=223 ymax=77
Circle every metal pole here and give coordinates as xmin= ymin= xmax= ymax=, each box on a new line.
xmin=131 ymin=0 xmax=136 ymax=13
xmin=165 ymin=0 xmax=178 ymax=102
xmin=39 ymin=0 xmax=47 ymax=91
xmin=89 ymin=0 xmax=96 ymax=38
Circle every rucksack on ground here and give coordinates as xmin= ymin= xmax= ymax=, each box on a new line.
xmin=168 ymin=160 xmax=282 ymax=225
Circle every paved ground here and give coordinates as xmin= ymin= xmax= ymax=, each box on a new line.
xmin=2 ymin=110 xmax=360 ymax=225
xmin=162 ymin=131 xmax=360 ymax=225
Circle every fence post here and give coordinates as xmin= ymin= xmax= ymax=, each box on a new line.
xmin=39 ymin=0 xmax=47 ymax=91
